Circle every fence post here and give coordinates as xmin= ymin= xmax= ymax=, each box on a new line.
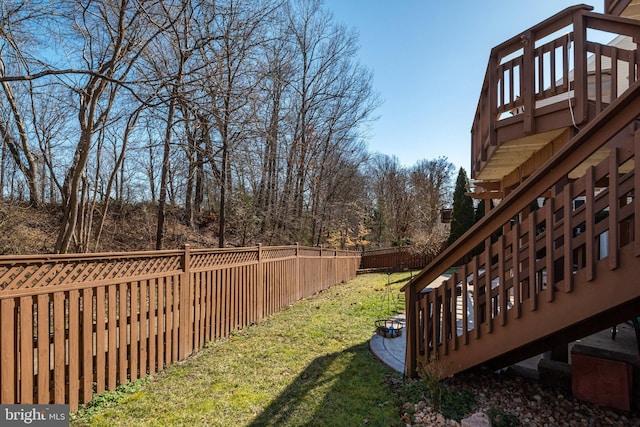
xmin=295 ymin=243 xmax=300 ymax=299
xmin=316 ymin=246 xmax=321 ymax=290
xmin=179 ymin=244 xmax=192 ymax=360
xmin=258 ymin=244 xmax=264 ymax=320
xmin=331 ymin=249 xmax=340 ymax=286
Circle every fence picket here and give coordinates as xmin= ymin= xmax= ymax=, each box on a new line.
xmin=200 ymin=271 xmax=206 ymax=347
xmin=36 ymin=294 xmax=49 ymax=404
xmin=129 ymin=281 xmax=138 ymax=382
xmin=53 ymin=292 xmax=65 ymax=403
xmin=205 ymin=270 xmax=213 ymax=342
xmin=1 ymin=298 xmax=16 ymax=403
xmin=118 ymin=283 xmax=127 ymax=386
xmin=157 ymin=278 xmax=164 ymax=371
xmin=171 ymin=275 xmax=180 ymax=363
xmin=82 ymin=288 xmax=93 ymax=404
xmin=19 ymin=296 xmax=33 ymax=404
xmin=214 ymin=270 xmax=222 ymax=340
xmin=95 ymin=286 xmax=105 ymax=394
xmin=231 ymin=267 xmax=238 ymax=331
xmin=68 ymin=290 xmax=80 ymax=410
xmin=139 ymin=280 xmax=148 ymax=379
xmin=107 ymin=285 xmax=117 ymax=390
xmin=148 ymin=279 xmax=156 ymax=375
xmin=193 ymin=272 xmax=200 ymax=350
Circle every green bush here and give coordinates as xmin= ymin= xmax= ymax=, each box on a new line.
xmin=440 ymin=388 xmax=475 ymax=422
xmin=488 ymin=407 xmax=520 ymax=427
xmin=71 ymin=376 xmax=152 ymax=424
xmin=416 ymin=361 xmax=475 ymax=422
xmin=396 ymin=379 xmax=427 ymax=404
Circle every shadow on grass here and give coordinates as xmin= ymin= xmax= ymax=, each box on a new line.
xmin=385 ymin=273 xmax=416 ymax=286
xmin=247 ymin=341 xmax=401 ymax=427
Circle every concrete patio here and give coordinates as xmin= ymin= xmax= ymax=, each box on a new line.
xmin=369 ymin=312 xmax=639 ymax=377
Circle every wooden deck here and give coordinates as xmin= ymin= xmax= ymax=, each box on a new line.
xmin=470 ymin=5 xmax=640 ymax=197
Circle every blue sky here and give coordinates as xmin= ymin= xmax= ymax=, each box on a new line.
xmin=324 ymin=1 xmax=604 ymax=172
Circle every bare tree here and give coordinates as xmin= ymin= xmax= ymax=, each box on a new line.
xmin=0 ymin=0 xmax=388 ymax=252
xmin=366 ymin=154 xmax=454 ymax=248
xmin=53 ymin=0 xmax=178 ymax=253
xmin=196 ymin=0 xmax=277 ymax=247
xmin=92 ymin=107 xmax=143 ymax=251
xmin=0 ymin=1 xmax=50 ymax=205
xmin=270 ymin=0 xmax=380 ymax=245
xmin=0 ymin=73 xmax=39 ymax=204
xmin=30 ymin=84 xmax=72 ymax=205
xmin=367 ymin=154 xmax=412 ymax=246
xmin=410 ymin=157 xmax=454 ymax=234
xmin=307 ymin=56 xmax=380 ymax=246
xmin=255 ymin=10 xmax=293 ymax=241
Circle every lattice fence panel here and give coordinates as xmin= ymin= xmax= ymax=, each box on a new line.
xmin=262 ymin=247 xmax=297 ymax=260
xmin=0 ymin=253 xmax=183 ymax=292
xmin=191 ymin=250 xmax=258 ymax=270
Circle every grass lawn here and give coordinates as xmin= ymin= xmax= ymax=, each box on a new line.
xmin=71 ymin=272 xmax=414 ymax=426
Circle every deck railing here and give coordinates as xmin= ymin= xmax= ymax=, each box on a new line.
xmin=0 ymin=244 xmax=360 ymax=410
xmin=404 ymin=75 xmax=640 ymax=378
xmin=471 ymin=5 xmax=640 ymax=179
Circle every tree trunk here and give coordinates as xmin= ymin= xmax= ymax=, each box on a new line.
xmin=184 ymin=141 xmax=195 ymax=228
xmin=218 ymin=140 xmax=229 ymax=248
xmin=55 ymin=126 xmax=94 ymax=253
xmin=0 ymin=58 xmax=40 ymax=206
xmin=156 ymin=85 xmax=178 ymax=250
xmin=194 ymin=147 xmax=204 ymax=220
xmin=94 ymin=110 xmax=139 ymax=251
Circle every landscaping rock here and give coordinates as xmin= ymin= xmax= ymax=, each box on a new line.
xmin=399 ymin=369 xmax=640 ymax=427
xmin=461 ymin=412 xmax=490 ymax=427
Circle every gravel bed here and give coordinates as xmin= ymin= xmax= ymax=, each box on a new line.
xmin=398 ymin=369 xmax=640 ymax=426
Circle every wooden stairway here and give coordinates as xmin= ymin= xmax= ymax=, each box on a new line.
xmin=403 ymin=79 xmax=640 ymax=378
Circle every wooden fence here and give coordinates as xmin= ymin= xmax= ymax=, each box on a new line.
xmin=0 ymin=244 xmax=360 ymax=411
xmin=360 ymin=247 xmax=429 ymax=270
